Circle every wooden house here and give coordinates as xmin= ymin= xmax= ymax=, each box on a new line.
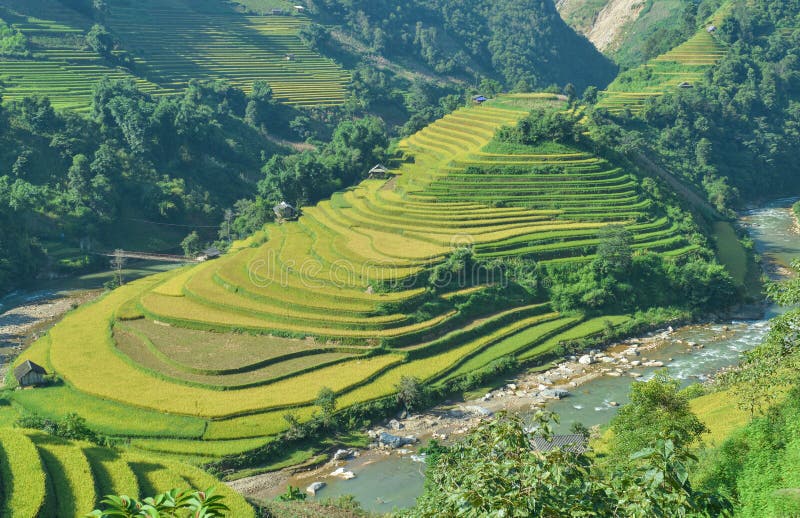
xmin=473 ymin=95 xmax=488 ymax=104
xmin=14 ymin=360 xmax=47 ymax=387
xmin=274 ymin=201 xmax=299 ymax=221
xmin=198 ymin=247 xmax=221 ymax=261
xmin=368 ymin=164 xmax=391 ymax=179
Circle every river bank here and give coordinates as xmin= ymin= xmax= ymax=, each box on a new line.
xmin=0 ymin=290 xmax=100 ymax=383
xmin=231 ymin=319 xmax=761 ymax=508
xmin=0 ymin=260 xmax=182 ymax=385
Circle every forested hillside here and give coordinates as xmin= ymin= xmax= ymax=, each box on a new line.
xmin=594 ymin=0 xmax=800 ymax=212
xmin=307 ymin=0 xmax=617 ymax=91
xmin=557 ymin=0 xmax=724 ymax=68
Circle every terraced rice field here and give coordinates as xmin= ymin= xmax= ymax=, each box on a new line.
xmin=106 ymin=0 xmax=349 ymax=106
xmin=598 ymin=4 xmax=730 ymax=115
xmin=0 ymin=0 xmax=348 ymax=111
xmin=0 ymin=427 xmax=253 ymax=517
xmin=12 ymin=94 xmax=699 ymax=460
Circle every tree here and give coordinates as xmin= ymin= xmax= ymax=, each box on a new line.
xmin=67 ymin=154 xmax=91 ymax=199
xmin=88 ymin=488 xmax=228 ymax=517
xmin=582 ymin=85 xmax=599 ymax=105
xmin=595 ymin=224 xmax=633 ymax=275
xmin=564 ymin=82 xmax=576 ymax=101
xmin=478 ymin=78 xmax=502 ymax=97
xmin=609 ymin=372 xmax=708 ymax=462
xmin=86 ymin=24 xmax=115 ymax=59
xmin=181 ymin=231 xmax=201 ymax=258
xmin=315 ymin=386 xmax=337 ymax=428
xmin=395 ymin=376 xmax=425 ymax=412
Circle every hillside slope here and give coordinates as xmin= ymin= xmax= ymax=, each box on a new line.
xmin=10 ymin=94 xmax=718 ymax=465
xmin=557 ymin=0 xmax=644 ymax=51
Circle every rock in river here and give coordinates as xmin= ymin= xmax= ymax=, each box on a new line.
xmin=307 ymin=482 xmax=326 ymax=495
xmin=378 ymin=432 xmax=418 ymax=449
xmin=540 ymin=388 xmax=570 ymax=400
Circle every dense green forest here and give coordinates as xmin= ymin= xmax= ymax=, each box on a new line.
xmin=0 ymin=80 xmax=284 ymax=290
xmin=306 ymin=0 xmax=616 ymax=91
xmin=594 ymin=0 xmax=800 ymax=213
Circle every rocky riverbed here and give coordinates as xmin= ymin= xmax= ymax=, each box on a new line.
xmin=0 ymin=290 xmax=99 ymax=382
xmin=232 ymin=324 xmax=734 ymax=503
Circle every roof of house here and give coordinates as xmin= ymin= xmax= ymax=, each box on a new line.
xmin=531 ymin=434 xmax=587 ymax=454
xmin=369 ymin=164 xmax=389 ymax=173
xmin=203 ymin=246 xmax=221 ymax=257
xmin=14 ymin=360 xmax=46 ymax=381
xmin=274 ymin=201 xmax=295 ymax=210
xmin=473 ymin=95 xmax=488 ymax=102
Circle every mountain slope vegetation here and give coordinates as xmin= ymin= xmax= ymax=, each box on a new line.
xmin=308 ymin=0 xmax=617 ymax=91
xmin=11 ymin=94 xmax=732 ymax=469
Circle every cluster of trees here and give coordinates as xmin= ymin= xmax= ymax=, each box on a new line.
xmin=410 ymin=404 xmax=730 ymax=516
xmin=306 ymin=0 xmax=615 ymax=91
xmin=547 ymin=225 xmax=736 ymax=314
xmin=496 ymin=108 xmax=586 ymax=147
xmin=0 ymin=79 xmax=290 ymax=292
xmin=0 ymin=18 xmax=28 ymax=56
xmin=256 ymin=116 xmax=387 ymax=209
xmin=597 ymin=0 xmax=800 ymax=211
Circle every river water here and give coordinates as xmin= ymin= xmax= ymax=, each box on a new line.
xmin=310 ymin=197 xmax=800 ymax=513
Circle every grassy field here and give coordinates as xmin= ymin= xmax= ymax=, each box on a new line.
xmin=0 ymin=0 xmax=349 ymax=111
xmin=11 ymin=93 xmax=705 ymax=463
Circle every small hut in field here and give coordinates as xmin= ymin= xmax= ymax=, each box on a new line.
xmin=14 ymin=360 xmax=47 ymax=387
xmin=368 ymin=164 xmax=391 ymax=179
xmin=274 ymin=201 xmax=299 ymax=221
xmin=678 ymin=81 xmax=694 ymax=89
xmin=472 ymin=95 xmax=488 ymax=104
xmin=197 ymin=247 xmax=221 ymax=261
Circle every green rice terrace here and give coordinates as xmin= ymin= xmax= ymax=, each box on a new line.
xmin=597 ymin=3 xmax=729 ymax=115
xmin=9 ymin=93 xmax=703 ymax=466
xmin=0 ymin=427 xmax=253 ymax=517
xmin=0 ymin=0 xmax=348 ymax=112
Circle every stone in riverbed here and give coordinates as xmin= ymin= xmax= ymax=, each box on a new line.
xmin=307 ymin=482 xmax=326 ymax=495
xmin=578 ymin=355 xmax=594 ymax=365
xmin=541 ymin=388 xmax=570 ymax=399
xmin=388 ymin=419 xmax=404 ymax=430
xmin=333 ymin=449 xmax=353 ymax=461
xmin=378 ymin=432 xmax=418 ymax=449
xmin=464 ymin=405 xmax=493 ymax=417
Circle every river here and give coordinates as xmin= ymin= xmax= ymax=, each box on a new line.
xmin=305 ymin=197 xmax=800 ymax=513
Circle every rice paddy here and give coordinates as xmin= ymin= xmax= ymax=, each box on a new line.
xmin=0 ymin=0 xmax=349 ymax=111
xmin=0 ymin=427 xmax=254 ymax=518
xmin=12 ymin=93 xmax=699 ymax=462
